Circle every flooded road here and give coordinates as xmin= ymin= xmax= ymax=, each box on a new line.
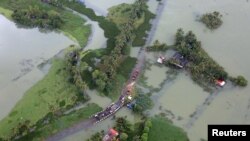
xmin=146 ymin=0 xmax=250 ymax=140
xmin=0 ymin=15 xmax=76 ymax=120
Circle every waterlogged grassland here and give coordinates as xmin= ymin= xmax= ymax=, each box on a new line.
xmin=18 ymin=103 xmax=102 ymax=141
xmin=0 ymin=59 xmax=82 ymax=139
xmin=107 ymin=3 xmax=145 ymax=29
xmin=60 ymin=11 xmax=91 ymax=47
xmin=0 ymin=0 xmax=90 ymax=47
xmin=148 ymin=116 xmax=189 ymax=141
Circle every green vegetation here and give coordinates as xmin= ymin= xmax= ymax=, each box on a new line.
xmin=12 ymin=5 xmax=63 ymax=30
xmin=61 ymin=0 xmax=120 ymax=51
xmin=133 ymin=9 xmax=155 ymax=46
xmin=107 ymin=3 xmax=145 ymax=29
xmin=87 ymin=130 xmax=105 ymax=141
xmin=88 ymin=116 xmax=187 ymax=141
xmin=200 ymin=11 xmax=223 ymax=30
xmin=173 ymin=28 xmax=247 ymax=90
xmin=174 ymin=29 xmax=227 ymax=91
xmin=148 ymin=116 xmax=189 ymax=141
xmin=0 ymin=0 xmax=90 ymax=47
xmin=60 ymin=11 xmax=90 ymax=47
xmin=133 ymin=93 xmax=154 ymax=114
xmin=146 ymin=40 xmax=171 ymax=52
xmin=17 ymin=103 xmax=102 ymax=141
xmin=114 ymin=117 xmax=153 ymax=141
xmin=63 ymin=0 xmax=149 ymax=98
xmin=0 ymin=58 xmax=88 ymax=139
xmin=0 ymin=6 xmax=13 ymax=19
xmin=230 ymin=75 xmax=248 ymax=87
xmin=107 ymin=1 xmax=155 ymax=46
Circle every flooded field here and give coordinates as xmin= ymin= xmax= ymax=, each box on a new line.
xmin=0 ymin=15 xmax=75 ymax=120
xmin=146 ymin=0 xmax=250 ymax=140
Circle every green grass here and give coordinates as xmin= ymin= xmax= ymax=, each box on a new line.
xmin=0 ymin=6 xmax=12 ymax=19
xmin=60 ymin=11 xmax=91 ymax=47
xmin=18 ymin=103 xmax=102 ymax=141
xmin=117 ymin=57 xmax=137 ymax=78
xmin=148 ymin=116 xmax=189 ymax=141
xmin=0 ymin=59 xmax=83 ymax=139
xmin=132 ymin=10 xmax=155 ymax=46
xmin=0 ymin=0 xmax=90 ymax=47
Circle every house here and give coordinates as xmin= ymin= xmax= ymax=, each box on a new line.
xmin=215 ymin=79 xmax=226 ymax=87
xmin=103 ymin=128 xmax=119 ymax=141
xmin=169 ymin=52 xmax=188 ymax=68
xmin=157 ymin=56 xmax=165 ymax=64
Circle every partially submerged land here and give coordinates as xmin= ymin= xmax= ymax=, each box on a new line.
xmin=0 ymin=0 xmax=159 ymax=140
xmin=147 ymin=29 xmax=247 ymax=92
xmin=0 ymin=0 xmax=249 ymax=141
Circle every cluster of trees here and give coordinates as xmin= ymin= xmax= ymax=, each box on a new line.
xmin=174 ymin=29 xmax=228 ymax=89
xmin=133 ymin=93 xmax=154 ymax=114
xmin=86 ymin=130 xmax=105 ymax=141
xmin=146 ymin=40 xmax=170 ymax=52
xmin=200 ymin=11 xmax=223 ymax=30
xmin=86 ymin=117 xmax=153 ymax=141
xmin=41 ymin=0 xmax=62 ymax=7
xmin=9 ymin=120 xmax=32 ymax=140
xmin=115 ymin=117 xmax=152 ymax=141
xmin=92 ymin=0 xmax=147 ymax=94
xmin=230 ymin=75 xmax=248 ymax=87
xmin=140 ymin=119 xmax=152 ymax=141
xmin=65 ymin=48 xmax=88 ymax=99
xmin=12 ymin=5 xmax=63 ymax=30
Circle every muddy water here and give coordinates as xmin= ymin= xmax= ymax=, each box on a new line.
xmin=0 ymin=15 xmax=76 ymax=120
xmin=147 ymin=0 xmax=159 ymax=14
xmin=149 ymin=73 xmax=208 ymax=126
xmin=144 ymin=65 xmax=168 ymax=88
xmin=146 ymin=0 xmax=250 ymax=140
xmin=81 ymin=0 xmax=135 ymax=16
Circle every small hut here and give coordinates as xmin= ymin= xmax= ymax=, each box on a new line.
xmin=169 ymin=52 xmax=188 ymax=68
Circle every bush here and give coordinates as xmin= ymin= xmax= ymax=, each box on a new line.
xmin=200 ymin=11 xmax=223 ymax=30
xmin=120 ymin=132 xmax=128 ymax=141
xmin=133 ymin=93 xmax=153 ymax=114
xmin=230 ymin=76 xmax=248 ymax=87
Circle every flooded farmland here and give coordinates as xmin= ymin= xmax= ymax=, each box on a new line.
xmin=0 ymin=15 xmax=75 ymax=120
xmin=1 ymin=0 xmax=249 ymax=140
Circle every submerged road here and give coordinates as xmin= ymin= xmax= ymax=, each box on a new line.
xmin=46 ymin=0 xmax=167 ymax=140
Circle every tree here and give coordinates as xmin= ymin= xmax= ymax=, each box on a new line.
xmin=230 ymin=76 xmax=248 ymax=87
xmin=141 ymin=133 xmax=148 ymax=141
xmin=96 ymin=79 xmax=106 ymax=91
xmin=120 ymin=132 xmax=128 ymax=141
